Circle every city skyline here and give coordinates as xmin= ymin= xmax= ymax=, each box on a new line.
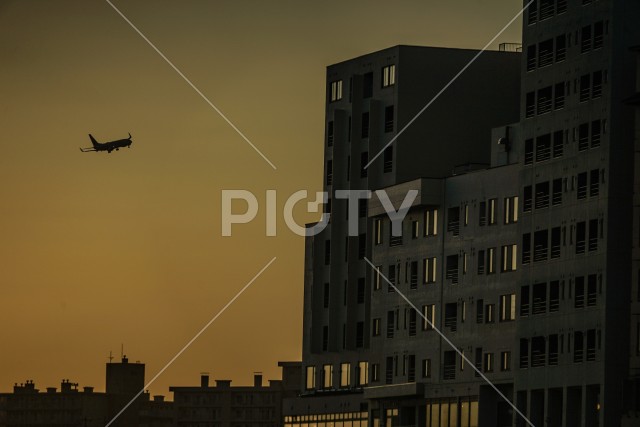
xmin=0 ymin=0 xmax=523 ymax=399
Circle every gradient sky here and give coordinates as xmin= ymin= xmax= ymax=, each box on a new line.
xmin=0 ymin=0 xmax=522 ymax=397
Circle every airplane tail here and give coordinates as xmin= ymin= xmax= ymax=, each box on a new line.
xmin=89 ymin=134 xmax=99 ymax=148
xmin=128 ymin=132 xmax=132 ymax=139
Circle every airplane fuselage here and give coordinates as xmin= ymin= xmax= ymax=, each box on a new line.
xmin=81 ymin=133 xmax=132 ymax=153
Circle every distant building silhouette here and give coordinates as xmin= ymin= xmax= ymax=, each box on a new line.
xmin=169 ymin=361 xmax=301 ymax=427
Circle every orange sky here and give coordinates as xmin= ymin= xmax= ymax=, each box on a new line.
xmin=0 ymin=0 xmax=522 ymax=397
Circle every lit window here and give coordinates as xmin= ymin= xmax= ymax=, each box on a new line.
xmin=500 ymin=351 xmax=511 ymax=371
xmin=322 ymin=364 xmax=333 ymax=389
xmin=486 ymin=304 xmax=495 ymax=323
xmin=330 ymin=80 xmax=343 ymax=102
xmin=382 ymin=64 xmax=396 ymax=87
xmin=488 ymin=198 xmax=497 ymax=225
xmin=422 ymin=304 xmax=436 ymax=330
xmin=422 ymin=359 xmax=431 ymax=378
xmin=424 ymin=209 xmax=438 ymax=236
xmin=412 ymin=220 xmax=419 ymax=238
xmin=483 ymin=353 xmax=494 ymax=372
xmin=372 ymin=318 xmax=381 ymax=336
xmin=487 ymin=247 xmax=496 ymax=274
xmin=374 ymin=218 xmax=383 ymax=245
xmin=358 ymin=361 xmax=369 ymax=386
xmin=504 ymin=196 xmax=518 ymax=224
xmin=340 ymin=363 xmax=350 ymax=388
xmin=501 ymin=244 xmax=517 ymax=272
xmin=500 ymin=294 xmax=516 ymax=321
xmin=423 ymin=257 xmax=437 ymax=283
xmin=374 ymin=266 xmax=382 ymax=290
xmin=305 ymin=366 xmax=316 ymax=390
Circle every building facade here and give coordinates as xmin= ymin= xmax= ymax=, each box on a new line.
xmin=285 ymin=1 xmax=640 ymax=426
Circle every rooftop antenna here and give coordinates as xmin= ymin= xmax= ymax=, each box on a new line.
xmin=108 ymin=351 xmax=114 ymax=363
xmin=121 ymin=343 xmax=124 ymax=359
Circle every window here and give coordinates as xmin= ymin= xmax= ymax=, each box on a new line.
xmin=373 ymin=318 xmax=381 ymax=336
xmin=487 ymin=247 xmax=496 ymax=274
xmin=587 ymin=274 xmax=597 ymax=306
xmin=501 ymin=244 xmax=517 ymax=272
xmin=594 ymin=21 xmax=604 ymax=49
xmin=361 ymin=112 xmax=370 ymax=138
xmin=522 ymin=233 xmax=531 ymax=264
xmin=360 ymin=152 xmax=368 ymax=178
xmin=485 ymin=304 xmax=495 ymax=323
xmin=330 ymin=80 xmax=343 ymax=102
xmin=325 ymin=160 xmax=333 ymax=186
xmin=551 ymin=227 xmax=561 ymax=258
xmin=327 ymin=121 xmax=334 ymax=146
xmin=504 ymin=196 xmax=518 ymax=224
xmin=574 ymin=331 xmax=584 ymax=363
xmin=384 ymin=105 xmax=394 ymax=132
xmin=322 ymin=326 xmax=329 ymax=351
xmin=305 ymin=366 xmax=316 ymax=390
xmin=591 ymin=120 xmax=602 ymax=148
xmin=340 ymin=363 xmax=351 ymax=387
xmin=553 ymin=130 xmax=564 ymax=158
xmin=357 ymin=277 xmax=365 ymax=303
xmin=410 ymin=261 xmax=418 ymax=289
xmin=556 ymin=34 xmax=566 ymax=61
xmin=483 ymin=353 xmax=494 ymax=372
xmin=477 ymin=250 xmax=485 ymax=275
xmin=534 ymin=230 xmax=548 ymax=262
xmin=362 ymin=72 xmax=373 ymax=98
xmin=422 ymin=304 xmax=435 ymax=330
xmin=526 ymin=91 xmax=535 ymax=118
xmin=444 ymin=303 xmax=457 ymax=332
xmin=537 ymin=86 xmax=553 ymax=115
xmin=549 ymin=335 xmax=559 ymax=365
xmin=423 ymin=257 xmax=437 ymax=284
xmin=374 ymin=218 xmax=383 ymax=245
xmin=500 ymin=351 xmax=511 ymax=371
xmin=577 ymin=172 xmax=588 ymax=199
xmin=479 ymin=201 xmax=487 ymax=226
xmin=422 ymin=359 xmax=431 ymax=378
xmin=526 ymin=45 xmax=536 ymax=71
xmin=576 ymin=221 xmax=586 ymax=254
xmin=388 ymin=264 xmax=397 ymax=291
xmin=520 ymin=339 xmax=529 ymax=368
xmin=443 ymin=351 xmax=456 ymax=380
xmin=323 ymin=283 xmax=330 ymax=308
xmin=488 ymin=199 xmax=497 ymax=225
xmin=476 ymin=299 xmax=484 ymax=323
xmin=382 ymin=65 xmax=396 ymax=87
xmin=374 ymin=265 xmax=382 ymax=290
xmin=535 ymin=181 xmax=550 ymax=209
xmin=409 ymin=309 xmax=417 ymax=335
xmin=536 ymin=134 xmax=551 ymax=162
xmin=592 ymin=70 xmax=603 ymax=98
xmin=538 ymin=38 xmax=553 ymax=67
xmin=385 ymin=357 xmax=393 ymax=384
xmin=358 ymin=361 xmax=369 ymax=386
xmin=383 ymin=146 xmax=393 ymax=173
xmin=387 ymin=311 xmax=395 ymax=338
xmin=589 ymin=219 xmax=598 ymax=251
xmin=412 ymin=220 xmax=419 ymax=239
xmin=552 ymin=178 xmax=563 ymax=205
xmin=533 ymin=282 xmax=547 ymax=315
xmin=549 ymin=280 xmax=560 ymax=311
xmin=446 ymin=254 xmax=459 ymax=284
xmin=554 ymin=82 xmax=565 ymax=109
xmin=539 ymin=0 xmax=554 ymax=20
xmin=581 ymin=25 xmax=592 ymax=53
xmin=447 ymin=206 xmax=460 ymax=236
xmin=580 ymin=74 xmax=591 ymax=102
xmin=525 ymin=139 xmax=534 ymax=164
xmin=500 ymin=294 xmax=516 ymax=321
xmin=322 ymin=364 xmax=333 ymax=388
xmin=528 ymin=0 xmax=538 ymax=24
xmin=523 ymin=186 xmax=532 ymax=212
xmin=590 ymin=169 xmax=600 ymax=197
xmin=372 ymin=363 xmax=380 ymax=382
xmin=424 ymin=208 xmax=438 ymax=236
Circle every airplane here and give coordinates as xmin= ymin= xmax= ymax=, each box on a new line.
xmin=80 ymin=133 xmax=132 ymax=153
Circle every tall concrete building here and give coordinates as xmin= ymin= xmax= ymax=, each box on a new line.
xmin=284 ymin=1 xmax=640 ymax=426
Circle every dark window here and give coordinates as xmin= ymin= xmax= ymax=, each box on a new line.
xmin=552 ymin=178 xmax=563 ymax=205
xmin=590 ymin=169 xmax=599 ymax=197
xmin=591 ymin=120 xmax=601 ymax=148
xmin=356 ymin=322 xmax=364 ymax=348
xmin=536 ymin=134 xmax=551 ymax=162
xmin=577 ymin=172 xmax=587 ymax=199
xmin=327 ymin=121 xmax=334 ymax=146
xmin=593 ymin=21 xmax=604 ymax=49
xmin=528 ymin=0 xmax=538 ymax=24
xmin=538 ymin=39 xmax=554 ymax=67
xmin=555 ymin=34 xmax=566 ymax=61
xmin=526 ymin=92 xmax=535 ymax=118
xmin=323 ymin=283 xmax=330 ymax=308
xmin=574 ymin=331 xmax=584 ymax=363
xmin=446 ymin=255 xmax=459 ymax=284
xmin=549 ymin=335 xmax=559 ymax=365
xmin=592 ymin=70 xmax=603 ymax=98
xmin=586 ymin=329 xmax=596 ymax=361
xmin=361 ymin=112 xmax=370 ymax=138
xmin=589 ymin=219 xmax=598 ymax=251
xmin=443 ymin=351 xmax=456 ymax=380
xmin=447 ymin=207 xmax=460 ymax=236
xmin=358 ymin=234 xmax=366 ymax=259
xmin=325 ymin=160 xmax=333 ymax=186
xmin=557 ymin=0 xmax=567 ymax=14
xmin=554 ymin=82 xmax=565 ymax=110
xmin=521 ymin=286 xmax=530 ymax=316
xmin=410 ymin=261 xmax=418 ymax=289
xmin=587 ymin=274 xmax=597 ymax=306
xmin=476 ymin=299 xmax=484 ymax=323
xmin=525 ymin=139 xmax=534 ymax=164
xmin=576 ymin=222 xmax=586 ymax=254
xmin=444 ymin=303 xmax=458 ymax=332
xmin=531 ymin=336 xmax=546 ymax=367
xmin=479 ymin=201 xmax=487 ymax=226
xmin=535 ymin=181 xmax=550 ymax=209
xmin=533 ymin=230 xmax=548 ymax=262
xmin=383 ymin=146 xmax=393 ymax=173
xmin=580 ymin=74 xmax=591 ymax=102
xmin=578 ymin=123 xmax=589 ymax=151
xmin=357 ymin=278 xmax=365 ymax=304
xmin=385 ymin=357 xmax=393 ymax=384
xmin=581 ymin=25 xmax=592 ymax=53
xmin=539 ymin=0 xmax=554 ymax=20
xmin=523 ymin=186 xmax=533 ymax=212
xmin=388 ymin=265 xmax=396 ymax=291
xmin=527 ymin=45 xmax=537 ymax=71
xmin=551 ymin=227 xmax=561 ymax=259
xmin=549 ymin=281 xmax=560 ymax=312
xmin=386 ymin=311 xmax=395 ymax=338
xmin=522 ymin=233 xmax=532 ymax=264
xmin=553 ymin=130 xmax=564 ymax=158
xmin=537 ymin=86 xmax=553 ymax=115
xmin=363 ymin=72 xmax=373 ymax=99
xmin=520 ymin=339 xmax=529 ymax=368
xmin=384 ymin=105 xmax=394 ymax=132
xmin=477 ymin=250 xmax=486 ymax=275
xmin=533 ymin=282 xmax=547 ymax=315
xmin=360 ymin=152 xmax=368 ymax=178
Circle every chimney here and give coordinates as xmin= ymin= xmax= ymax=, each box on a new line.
xmin=254 ymin=373 xmax=263 ymax=388
xmin=201 ymin=374 xmax=209 ymax=388
xmin=46 ymin=387 xmax=57 ymax=394
xmin=153 ymin=395 xmax=165 ymax=402
xmin=215 ymin=380 xmax=231 ymax=388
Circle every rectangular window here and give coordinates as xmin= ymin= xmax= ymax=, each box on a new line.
xmin=576 ymin=221 xmax=586 ymax=254
xmin=323 ymin=364 xmax=333 ymax=388
xmin=551 ymin=227 xmax=561 ymax=258
xmin=555 ymin=34 xmax=566 ymax=61
xmin=500 ymin=294 xmax=517 ymax=321
xmin=479 ymin=201 xmax=487 ymax=226
xmin=422 ymin=304 xmax=435 ymax=330
xmin=538 ymin=38 xmax=553 ymax=67
xmin=527 ymin=45 xmax=537 ymax=71
xmin=523 ymin=186 xmax=532 ymax=212
xmin=305 ymin=366 xmax=316 ymax=390
xmin=477 ymin=250 xmax=486 ymax=275
xmin=554 ymin=82 xmax=565 ymax=110
xmin=363 ymin=72 xmax=373 ymax=99
xmin=488 ymin=199 xmax=497 ymax=225
xmin=500 ymin=351 xmax=511 ymax=371
xmin=361 ymin=112 xmax=370 ymax=138
xmin=357 ymin=277 xmax=365 ymax=303
xmin=387 ymin=311 xmax=395 ymax=338
xmin=382 ymin=64 xmax=396 ymax=87
xmin=356 ymin=321 xmax=364 ymax=348
xmin=534 ymin=230 xmax=548 ymax=262
xmin=522 ymin=233 xmax=531 ymax=264
xmin=485 ymin=304 xmax=495 ymax=323
xmin=340 ymin=363 xmax=351 ymax=387
xmin=526 ymin=91 xmax=535 ymax=118
xmin=412 ymin=220 xmax=419 ymax=239
xmin=423 ymin=257 xmax=437 ymax=284
xmin=424 ymin=209 xmax=438 ymax=236
xmin=537 ymin=86 xmax=553 ymax=115
xmin=360 ymin=152 xmax=368 ymax=178
xmin=581 ymin=25 xmax=592 ymax=53
xmin=504 ymin=196 xmax=518 ymax=224
xmin=525 ymin=139 xmax=534 ymax=164
xmin=373 ymin=318 xmax=381 ymax=336
xmin=589 ymin=219 xmax=598 ymax=251
xmin=533 ymin=282 xmax=547 ymax=315
xmin=590 ymin=169 xmax=600 ymax=197
xmin=447 ymin=207 xmax=461 ymax=236
xmin=593 ymin=21 xmax=604 ymax=49
xmin=501 ymin=245 xmax=517 ymax=272
xmin=550 ymin=280 xmax=560 ymax=312
xmin=330 ymin=80 xmax=343 ymax=102
xmin=422 ymin=359 xmax=431 ymax=378
xmin=388 ymin=264 xmax=396 ymax=291
xmin=358 ymin=361 xmax=369 ymax=386
xmin=552 ymin=178 xmax=563 ymax=205
xmin=553 ymin=130 xmax=564 ymax=158
xmin=383 ymin=146 xmax=393 ymax=173
xmin=580 ymin=74 xmax=591 ymax=102
xmin=483 ymin=353 xmax=494 ymax=372
xmin=384 ymin=105 xmax=394 ymax=132
xmin=476 ymin=299 xmax=484 ymax=323
xmin=325 ymin=160 xmax=333 ymax=186
xmin=591 ymin=120 xmax=602 ymax=148
xmin=521 ymin=286 xmax=530 ymax=317
xmin=385 ymin=357 xmax=393 ymax=384
xmin=327 ymin=121 xmax=334 ymax=146
xmin=408 ymin=309 xmax=417 ymax=336
xmin=446 ymin=254 xmax=459 ymax=284
xmin=374 ymin=218 xmax=383 ymax=245
xmin=592 ymin=70 xmax=603 ymax=98
xmin=410 ymin=261 xmax=418 ymax=289
xmin=487 ymin=248 xmax=496 ymax=274
xmin=578 ymin=123 xmax=589 ymax=151
xmin=374 ymin=265 xmax=382 ymax=290
xmin=323 ymin=282 xmax=330 ymax=308
xmin=372 ymin=363 xmax=380 ymax=382
xmin=536 ymin=133 xmax=551 ymax=162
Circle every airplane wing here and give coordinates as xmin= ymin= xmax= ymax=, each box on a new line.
xmin=79 ymin=147 xmax=97 ymax=152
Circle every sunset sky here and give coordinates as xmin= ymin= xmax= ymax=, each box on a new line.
xmin=0 ymin=0 xmax=522 ymax=397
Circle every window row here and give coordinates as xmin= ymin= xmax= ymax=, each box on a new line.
xmin=305 ymin=361 xmax=369 ymax=390
xmin=520 ymin=274 xmax=601 ymax=317
xmin=373 ymin=208 xmax=438 ymax=246
xmin=527 ymin=0 xmax=567 ymax=25
xmin=519 ymin=329 xmax=600 ymax=368
xmin=526 ymin=34 xmax=566 ymax=71
xmin=327 ymin=65 xmax=396 ymax=104
xmin=522 ymin=170 xmax=603 ymax=211
xmin=445 ymin=245 xmax=518 ymax=285
xmin=521 ymin=219 xmax=602 ymax=264
xmin=446 ymin=197 xmax=519 ymax=237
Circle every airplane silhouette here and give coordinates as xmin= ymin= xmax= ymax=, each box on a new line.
xmin=80 ymin=133 xmax=132 ymax=153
